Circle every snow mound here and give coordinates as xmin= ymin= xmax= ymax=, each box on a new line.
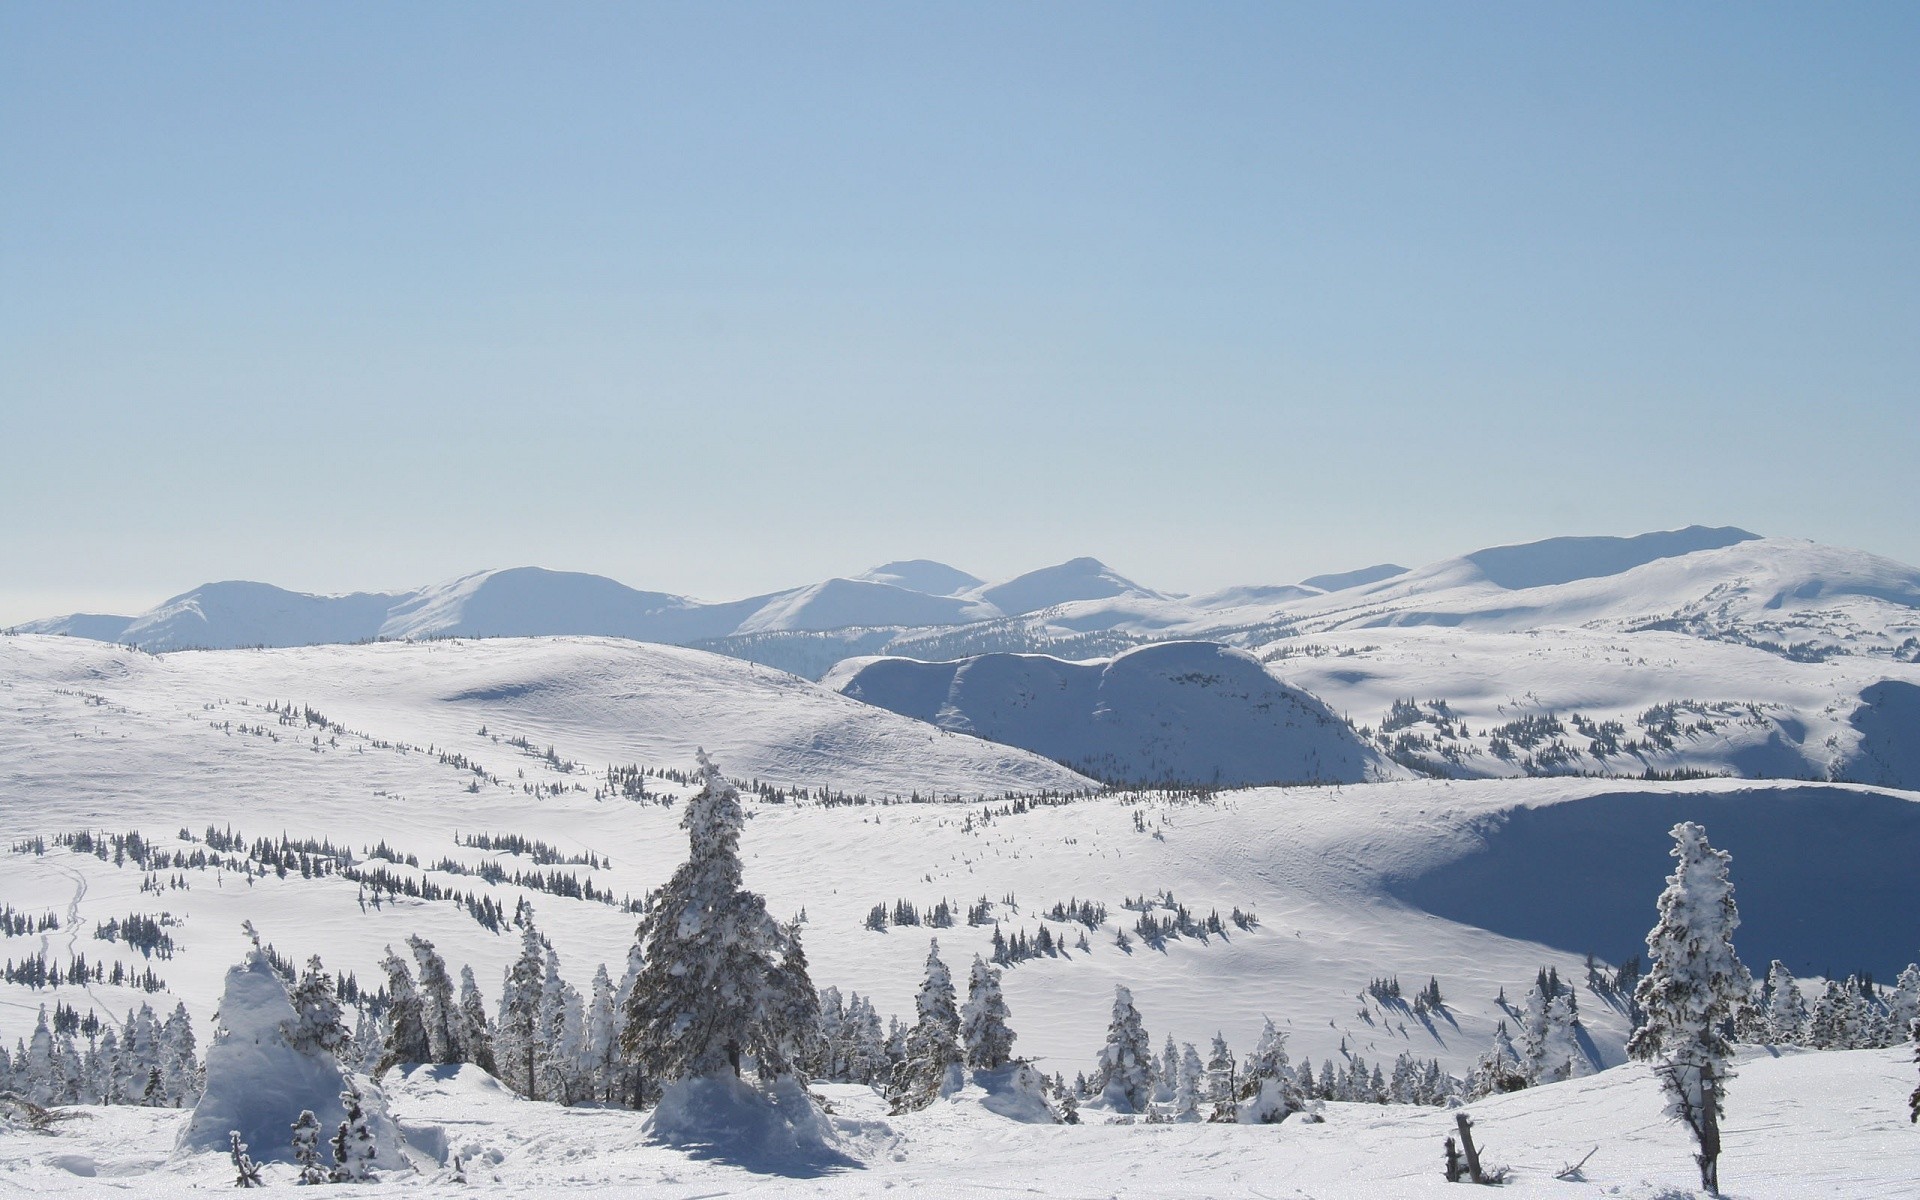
xmin=830 ymin=641 xmax=1394 ymax=786
xmin=1300 ymin=563 xmax=1409 ymax=592
xmin=643 ymin=1074 xmax=875 ymax=1176
xmin=177 ymin=950 xmax=405 ymax=1168
xmin=950 ymin=1063 xmax=1061 ymax=1124
xmin=1462 ymin=525 xmax=1760 ymax=590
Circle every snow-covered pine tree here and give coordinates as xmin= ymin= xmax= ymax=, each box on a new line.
xmin=1173 ymin=1042 xmax=1203 ymax=1120
xmin=497 ymin=920 xmax=548 ymax=1098
xmin=1628 ymin=821 xmax=1745 ymax=1196
xmin=1890 ymin=964 xmax=1920 ymax=1036
xmin=161 ymin=1003 xmax=201 ymax=1106
xmin=286 ymin=956 xmax=349 ymax=1061
xmin=1808 ymin=979 xmax=1851 ymax=1050
xmin=406 ymin=935 xmax=463 ymax=1065
xmin=538 ymin=942 xmax=584 ymax=1104
xmin=229 ymin=1131 xmax=263 ymax=1188
xmin=1156 ymin=1034 xmax=1179 ymax=1105
xmin=1238 ymin=1017 xmax=1303 ymax=1123
xmin=581 ymin=964 xmax=622 ymax=1102
xmin=762 ymin=920 xmax=824 ymax=1079
xmin=1204 ymin=1033 xmax=1236 ymax=1121
xmin=818 ymin=988 xmax=848 ymax=1080
xmin=21 ymin=1007 xmax=55 ymax=1106
xmin=958 ymin=954 xmax=1015 ymax=1070
xmin=290 ymin=1109 xmax=328 ymax=1184
xmin=374 ymin=946 xmax=430 ymax=1076
xmin=620 ymin=750 xmax=801 ymax=1084
xmin=329 ymin=1081 xmax=378 ymax=1182
xmin=1094 ymin=985 xmax=1154 ymax=1114
xmin=889 ymin=939 xmax=963 ymax=1112
xmin=1762 ymin=961 xmax=1807 ymax=1045
xmin=457 ymin=965 xmax=498 ymax=1076
xmin=1467 ymin=1021 xmax=1528 ymax=1097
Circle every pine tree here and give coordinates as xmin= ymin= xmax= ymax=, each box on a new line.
xmin=286 ymin=956 xmax=348 ymax=1061
xmin=406 ymin=935 xmax=463 ymax=1065
xmin=1239 ymin=1018 xmax=1303 ymax=1122
xmin=1628 ymin=821 xmax=1745 ymax=1196
xmin=1205 ymin=1033 xmax=1237 ymax=1121
xmin=762 ymin=921 xmax=824 ymax=1079
xmin=1468 ymin=1021 xmax=1528 ymax=1097
xmin=620 ymin=751 xmax=798 ymax=1084
xmin=1762 ymin=961 xmax=1807 ymax=1045
xmin=1173 ymin=1043 xmax=1204 ymax=1120
xmin=958 ymin=955 xmax=1015 ymax=1070
xmin=374 ymin=946 xmax=430 ymax=1076
xmin=330 ymin=1080 xmax=378 ymax=1181
xmin=229 ymin=1131 xmax=263 ymax=1188
xmin=1094 ymin=985 xmax=1154 ymax=1113
xmin=457 ymin=965 xmax=498 ymax=1076
xmin=497 ymin=921 xmax=548 ymax=1098
xmin=889 ymin=939 xmax=963 ymax=1112
xmin=581 ymin=964 xmax=622 ymax=1102
xmin=291 ymin=1109 xmax=329 ymax=1184
xmin=160 ymin=1003 xmax=201 ymax=1106
xmin=1809 ymin=979 xmax=1851 ymax=1050
xmin=538 ymin=943 xmax=583 ymax=1104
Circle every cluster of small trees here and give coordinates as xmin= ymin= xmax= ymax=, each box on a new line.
xmin=0 ymin=1000 xmax=199 ymax=1108
xmin=1750 ymin=961 xmax=1919 ymax=1050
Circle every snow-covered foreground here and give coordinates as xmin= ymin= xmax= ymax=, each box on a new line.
xmin=1 ymin=1048 xmax=1912 ymax=1198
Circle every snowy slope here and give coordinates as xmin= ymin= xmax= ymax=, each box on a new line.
xmin=2 ymin=1046 xmax=1910 ymax=1196
xmin=4 ymin=633 xmax=1916 ymax=1092
xmin=969 ymin=557 xmax=1162 ymax=617
xmin=852 ymin=560 xmax=983 ymax=596
xmin=731 ymin=578 xmax=998 ymax=635
xmin=826 ymin=641 xmax=1396 ymax=786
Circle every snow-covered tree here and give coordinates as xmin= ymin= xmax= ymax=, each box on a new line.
xmin=580 ymin=964 xmax=622 ymax=1102
xmin=958 ymin=955 xmax=1015 ymax=1070
xmin=890 ymin=939 xmax=963 ymax=1112
xmin=538 ymin=942 xmax=584 ymax=1104
xmin=286 ymin=956 xmax=349 ymax=1061
xmin=20 ymin=1007 xmax=56 ymax=1106
xmin=762 ymin=921 xmax=824 ymax=1078
xmin=497 ymin=921 xmax=549 ymax=1098
xmin=1889 ymin=964 xmax=1920 ymax=1036
xmin=620 ymin=751 xmax=805 ymax=1084
xmin=1628 ymin=821 xmax=1746 ymax=1196
xmin=1808 ymin=979 xmax=1854 ymax=1050
xmin=329 ymin=1081 xmax=378 ymax=1182
xmin=1094 ymin=985 xmax=1154 ymax=1113
xmin=374 ymin=946 xmax=430 ymax=1076
xmin=161 ymin=1002 xmax=202 ymax=1106
xmin=457 ymin=965 xmax=497 ymax=1076
xmin=1173 ymin=1042 xmax=1204 ymax=1120
xmin=1204 ymin=1033 xmax=1237 ymax=1120
xmin=1762 ymin=961 xmax=1807 ymax=1045
xmin=1468 ymin=1021 xmax=1528 ymax=1098
xmin=406 ymin=936 xmax=463 ymax=1065
xmin=1238 ymin=1018 xmax=1303 ymax=1123
xmin=290 ymin=1109 xmax=328 ymax=1184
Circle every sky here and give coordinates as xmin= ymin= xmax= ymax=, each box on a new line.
xmin=3 ymin=2 xmax=1916 ymax=622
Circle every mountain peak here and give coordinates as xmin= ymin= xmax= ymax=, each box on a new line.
xmin=853 ymin=560 xmax=984 ymax=597
xmin=1461 ymin=525 xmax=1761 ymax=590
xmin=976 ymin=558 xmax=1158 ymax=617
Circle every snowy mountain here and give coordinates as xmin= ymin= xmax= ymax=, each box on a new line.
xmin=826 ymin=641 xmax=1394 ymax=786
xmin=853 ymin=560 xmax=985 ymax=597
xmin=969 ymin=557 xmax=1162 ymax=617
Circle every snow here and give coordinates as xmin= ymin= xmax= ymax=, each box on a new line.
xmin=177 ymin=948 xmax=404 ymax=1168
xmin=852 ymin=561 xmax=984 ymax=597
xmin=827 ymin=640 xmax=1395 ymax=785
xmin=0 ymin=1048 xmax=1910 ymax=1195
xmin=970 ymin=557 xmax=1162 ymax=617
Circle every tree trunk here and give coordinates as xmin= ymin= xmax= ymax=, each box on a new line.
xmin=1697 ymin=1061 xmax=1721 ymax=1195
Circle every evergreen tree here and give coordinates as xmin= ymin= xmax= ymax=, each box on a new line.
xmin=762 ymin=921 xmax=824 ymax=1078
xmin=1094 ymin=985 xmax=1154 ymax=1113
xmin=581 ymin=964 xmax=622 ymax=1103
xmin=620 ymin=751 xmax=799 ymax=1084
xmin=1762 ymin=961 xmax=1807 ymax=1045
xmin=1204 ymin=1033 xmax=1237 ymax=1121
xmin=457 ymin=965 xmax=498 ymax=1076
xmin=1628 ymin=822 xmax=1745 ymax=1196
xmin=1468 ymin=1021 xmax=1528 ymax=1098
xmin=889 ymin=939 xmax=963 ymax=1112
xmin=1808 ymin=979 xmax=1852 ymax=1050
xmin=958 ymin=955 xmax=1016 ymax=1070
xmin=406 ymin=935 xmax=463 ymax=1065
xmin=1239 ymin=1018 xmax=1303 ymax=1122
xmin=374 ymin=946 xmax=430 ymax=1076
xmin=291 ymin=1109 xmax=329 ymax=1184
xmin=538 ymin=943 xmax=583 ymax=1104
xmin=1173 ymin=1042 xmax=1204 ymax=1120
xmin=497 ymin=921 xmax=548 ymax=1098
xmin=286 ymin=956 xmax=349 ymax=1061
xmin=160 ymin=1003 xmax=201 ymax=1106
xmin=330 ymin=1080 xmax=378 ymax=1182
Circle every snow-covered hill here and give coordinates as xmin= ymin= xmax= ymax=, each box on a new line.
xmin=826 ymin=641 xmax=1395 ymax=786
xmin=3 ymin=633 xmax=1915 ymax=1082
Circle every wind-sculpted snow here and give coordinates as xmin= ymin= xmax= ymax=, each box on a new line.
xmin=1460 ymin=526 xmax=1760 ymax=590
xmin=828 ymin=641 xmax=1394 ymax=786
xmin=1384 ymin=785 xmax=1920 ymax=979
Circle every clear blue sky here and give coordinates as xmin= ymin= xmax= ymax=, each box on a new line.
xmin=4 ymin=2 xmax=1915 ymax=621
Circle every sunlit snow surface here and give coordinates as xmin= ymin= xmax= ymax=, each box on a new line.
xmin=0 ymin=633 xmax=1914 ymax=1195
xmin=0 ymin=1050 xmax=1911 ymax=1197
